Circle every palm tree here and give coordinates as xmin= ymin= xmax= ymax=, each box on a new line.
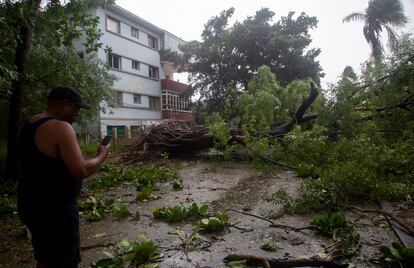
xmin=343 ymin=0 xmax=407 ymax=59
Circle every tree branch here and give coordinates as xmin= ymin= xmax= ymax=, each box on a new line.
xmin=347 ymin=206 xmax=414 ymax=237
xmin=224 ymin=254 xmax=349 ymax=268
xmin=227 ymin=208 xmax=314 ymax=232
xmin=270 ymin=82 xmax=319 ymax=137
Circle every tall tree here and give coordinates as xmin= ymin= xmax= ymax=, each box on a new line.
xmin=343 ymin=0 xmax=407 ymax=59
xmin=1 ymin=0 xmax=116 ymax=181
xmin=5 ymin=0 xmax=42 ymax=181
xmin=180 ymin=8 xmax=323 ymax=114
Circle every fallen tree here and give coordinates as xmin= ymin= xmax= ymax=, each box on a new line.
xmin=126 ymin=82 xmax=318 ymax=162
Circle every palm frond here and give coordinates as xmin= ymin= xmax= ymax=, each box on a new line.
xmin=368 ymin=0 xmax=408 ymax=26
xmin=383 ymin=24 xmax=398 ymax=50
xmin=364 ymin=25 xmax=383 ymax=58
xmin=343 ymin=12 xmax=366 ymax=23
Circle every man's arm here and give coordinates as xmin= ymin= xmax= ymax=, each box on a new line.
xmin=56 ymin=122 xmax=109 ymax=180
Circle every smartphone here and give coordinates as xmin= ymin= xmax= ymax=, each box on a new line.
xmin=101 ymin=135 xmax=112 ymax=146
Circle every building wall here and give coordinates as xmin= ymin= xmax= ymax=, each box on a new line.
xmin=74 ymin=5 xmax=188 ymax=138
xmin=95 ymin=6 xmax=164 ymax=134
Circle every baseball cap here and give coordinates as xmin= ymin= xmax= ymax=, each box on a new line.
xmin=48 ymin=86 xmax=91 ymax=109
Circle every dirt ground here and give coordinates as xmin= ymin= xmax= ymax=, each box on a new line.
xmin=0 ymin=159 xmax=402 ymax=268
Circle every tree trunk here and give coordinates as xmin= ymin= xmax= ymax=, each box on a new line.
xmin=5 ymin=0 xmax=42 ymax=182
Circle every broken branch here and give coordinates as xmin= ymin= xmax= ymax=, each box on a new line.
xmin=224 ymin=254 xmax=349 ymax=268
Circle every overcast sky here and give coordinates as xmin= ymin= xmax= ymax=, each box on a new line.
xmin=116 ymin=0 xmax=414 ymax=88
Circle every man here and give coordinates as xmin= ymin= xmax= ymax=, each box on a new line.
xmin=17 ymin=86 xmax=110 ymax=268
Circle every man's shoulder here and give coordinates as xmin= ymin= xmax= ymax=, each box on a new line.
xmin=47 ymin=120 xmax=73 ymax=132
xmin=40 ymin=118 xmax=74 ymax=135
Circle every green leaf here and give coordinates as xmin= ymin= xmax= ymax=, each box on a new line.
xmin=226 ymin=260 xmax=247 ymax=268
xmin=199 ymin=204 xmax=209 ymax=215
xmin=102 ymin=251 xmax=115 ymax=259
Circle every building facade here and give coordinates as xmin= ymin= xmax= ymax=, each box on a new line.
xmin=77 ymin=4 xmax=192 ymax=140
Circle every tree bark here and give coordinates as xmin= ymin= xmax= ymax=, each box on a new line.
xmin=269 ymin=82 xmax=319 ymax=137
xmin=5 ymin=0 xmax=42 ymax=181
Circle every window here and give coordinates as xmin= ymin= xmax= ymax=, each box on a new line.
xmin=108 ymin=53 xmax=121 ymax=69
xmin=132 ymin=60 xmax=140 ymax=70
xmin=162 ymin=91 xmax=191 ymax=112
xmin=107 ymin=126 xmax=125 ymax=138
xmin=147 ymin=35 xmax=158 ymax=49
xmin=133 ymin=94 xmax=141 ymax=104
xmin=116 ymin=91 xmax=123 ymax=106
xmin=148 ymin=66 xmax=159 ymax=79
xmin=106 ymin=16 xmax=120 ymax=34
xmin=131 ymin=27 xmax=139 ymax=38
xmin=149 ymin=96 xmax=160 ymax=109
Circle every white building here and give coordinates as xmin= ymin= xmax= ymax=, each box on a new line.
xmin=77 ymin=3 xmax=192 ymax=140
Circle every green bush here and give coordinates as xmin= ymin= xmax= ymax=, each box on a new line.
xmin=85 ymin=163 xmax=121 ymax=191
xmin=0 ymin=194 xmax=17 ymax=216
xmin=271 ymin=181 xmax=340 ymax=214
xmin=80 ymin=142 xmax=99 ymax=156
xmin=0 ymin=181 xmax=17 ymax=216
xmin=311 ymin=213 xmax=348 ymax=237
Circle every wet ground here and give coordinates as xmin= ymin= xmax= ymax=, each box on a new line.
xmin=0 ymin=160 xmax=400 ymax=267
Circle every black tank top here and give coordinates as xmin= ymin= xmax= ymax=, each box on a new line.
xmin=17 ymin=117 xmax=82 ymax=213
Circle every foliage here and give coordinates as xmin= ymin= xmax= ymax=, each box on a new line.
xmin=80 ymin=142 xmax=100 ymax=156
xmin=92 ymin=234 xmax=163 ymax=268
xmin=0 ymin=0 xmax=116 ymax=124
xmin=0 ymin=193 xmax=17 ymax=216
xmin=168 ymin=229 xmax=203 ymax=254
xmin=136 ymin=185 xmax=157 ymax=202
xmin=24 ymin=46 xmax=116 ymax=125
xmin=271 ymin=184 xmax=339 ymax=215
xmin=280 ymin=124 xmax=329 ymax=166
xmin=226 ymin=260 xmax=247 ymax=268
xmin=171 ymin=179 xmax=183 ymax=190
xmin=124 ymin=165 xmax=180 ymax=184
xmin=112 ymin=204 xmax=132 ymax=221
xmin=380 ymin=243 xmax=414 ymax=268
xmin=206 ymin=113 xmax=231 ymax=151
xmin=268 ymin=36 xmax=414 ymax=206
xmin=80 ymin=195 xmax=114 ymax=221
xmin=198 ymin=211 xmax=230 ymax=233
xmin=296 ymin=162 xmax=316 ymax=178
xmin=82 ymin=143 xmax=129 ymax=157
xmin=86 ymin=164 xmax=181 ymax=197
xmin=152 ymin=203 xmax=209 ymax=223
xmin=85 ymin=163 xmax=122 ymax=192
xmin=311 ymin=213 xmax=348 ymax=237
xmin=180 ymin=7 xmax=323 ymax=113
xmin=260 ymin=241 xmax=279 ymax=252
xmin=0 ymin=178 xmax=17 ymax=216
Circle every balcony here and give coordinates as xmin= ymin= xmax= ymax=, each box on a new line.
xmin=161 ymin=79 xmax=188 ymax=93
xmin=161 ymin=79 xmax=193 ymax=122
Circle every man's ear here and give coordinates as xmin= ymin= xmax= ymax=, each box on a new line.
xmin=62 ymin=102 xmax=71 ymax=111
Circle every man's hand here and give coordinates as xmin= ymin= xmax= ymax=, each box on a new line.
xmin=97 ymin=144 xmax=110 ymax=158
